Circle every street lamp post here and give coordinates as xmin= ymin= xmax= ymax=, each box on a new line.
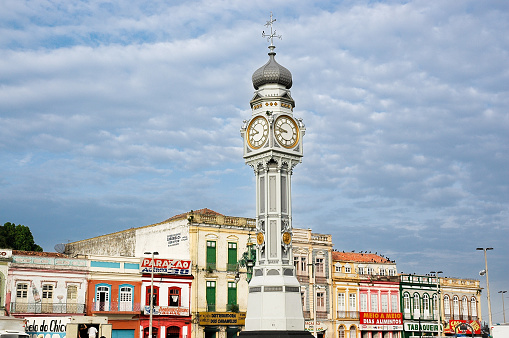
xmin=144 ymin=251 xmax=159 ymax=338
xmin=476 ymin=247 xmax=493 ymax=333
xmin=430 ymin=271 xmax=443 ymax=337
xmin=499 ymin=291 xmax=507 ymax=323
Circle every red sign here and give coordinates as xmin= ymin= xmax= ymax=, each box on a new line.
xmin=444 ymin=320 xmax=481 ymax=334
xmin=144 ymin=306 xmax=190 ymax=316
xmin=140 ymin=258 xmax=191 ymax=275
xmin=360 ymin=312 xmax=403 ymax=326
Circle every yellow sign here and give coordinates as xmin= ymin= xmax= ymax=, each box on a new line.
xmin=199 ymin=312 xmax=246 ymax=326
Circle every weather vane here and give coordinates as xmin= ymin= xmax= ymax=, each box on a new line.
xmin=262 ymin=12 xmax=282 ymax=49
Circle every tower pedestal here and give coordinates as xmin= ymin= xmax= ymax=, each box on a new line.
xmin=239 ymin=330 xmax=313 ymax=338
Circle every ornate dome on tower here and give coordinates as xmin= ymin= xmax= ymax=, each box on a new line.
xmin=252 ymin=51 xmax=292 ymax=90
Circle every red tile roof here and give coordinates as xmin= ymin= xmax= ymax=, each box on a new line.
xmin=332 ymin=251 xmax=392 ymax=263
xmin=163 ymin=208 xmax=223 ymax=222
xmin=13 ymin=250 xmax=68 ymax=258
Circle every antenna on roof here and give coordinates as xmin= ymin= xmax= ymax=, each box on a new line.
xmin=54 ymin=243 xmax=66 ymax=254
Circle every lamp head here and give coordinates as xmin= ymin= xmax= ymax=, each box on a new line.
xmin=479 ymin=269 xmax=486 ymax=276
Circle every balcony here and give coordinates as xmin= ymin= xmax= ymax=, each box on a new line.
xmin=226 ymin=303 xmax=239 ymax=312
xmin=227 ymin=264 xmax=237 ymax=272
xmin=207 ymin=303 xmax=216 ymax=312
xmin=10 ymin=302 xmax=85 ymax=314
xmin=91 ymin=301 xmax=142 ymax=313
xmin=336 ymin=311 xmax=359 ymax=319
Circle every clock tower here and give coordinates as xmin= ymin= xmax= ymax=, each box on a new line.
xmin=240 ymin=14 xmax=312 ymax=337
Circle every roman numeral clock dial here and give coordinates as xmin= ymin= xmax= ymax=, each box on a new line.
xmin=274 ymin=115 xmax=299 ymax=148
xmin=247 ymin=116 xmax=269 ymax=149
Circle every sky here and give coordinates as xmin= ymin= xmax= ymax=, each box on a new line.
xmin=1 ymin=0 xmax=508 ymax=325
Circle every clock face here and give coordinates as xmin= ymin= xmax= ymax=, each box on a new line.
xmin=274 ymin=115 xmax=299 ymax=148
xmin=257 ymin=232 xmax=264 ymax=245
xmin=247 ymin=116 xmax=269 ymax=149
xmin=282 ymin=232 xmax=292 ymax=245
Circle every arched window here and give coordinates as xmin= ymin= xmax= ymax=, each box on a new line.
xmin=433 ymin=294 xmax=438 ymax=318
xmin=349 ymin=325 xmax=356 ymax=338
xmin=462 ymin=296 xmax=469 ymax=318
xmin=146 ymin=285 xmax=159 ymax=306
xmin=444 ymin=295 xmax=450 ymax=316
xmin=143 ymin=327 xmax=158 ymax=338
xmin=470 ymin=297 xmax=477 ymax=318
xmin=413 ymin=293 xmax=420 ymax=318
xmin=423 ymin=294 xmax=430 ymax=317
xmin=404 ymin=293 xmax=410 ymax=313
xmin=338 ymin=326 xmax=345 ymax=338
xmin=120 ymin=286 xmax=133 ymax=311
xmin=453 ymin=296 xmax=459 ymax=318
xmin=166 ymin=326 xmax=179 ymax=338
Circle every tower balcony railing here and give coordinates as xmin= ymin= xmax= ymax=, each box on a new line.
xmin=91 ymin=301 xmax=142 ymax=313
xmin=10 ymin=302 xmax=85 ymax=314
xmin=336 ymin=311 xmax=360 ymax=319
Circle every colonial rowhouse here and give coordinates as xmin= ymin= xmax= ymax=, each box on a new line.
xmin=5 ymin=250 xmax=88 ymax=338
xmin=440 ymin=276 xmax=482 ymax=337
xmin=332 ymin=251 xmax=401 ymax=338
xmin=85 ymin=255 xmax=142 ymax=338
xmin=292 ymin=229 xmax=333 ymax=337
xmin=399 ymin=274 xmax=441 ymax=338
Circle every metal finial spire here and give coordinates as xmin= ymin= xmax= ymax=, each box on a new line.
xmin=262 ymin=12 xmax=282 ymax=51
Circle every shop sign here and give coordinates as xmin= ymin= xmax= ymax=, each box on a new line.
xmin=360 ymin=312 xmax=403 ymax=326
xmin=443 ymin=320 xmax=481 ymax=335
xmin=199 ymin=312 xmax=246 ymax=326
xmin=25 ymin=317 xmax=71 ymax=338
xmin=404 ymin=322 xmax=442 ymax=332
xmin=304 ymin=321 xmax=326 ymax=332
xmin=0 ymin=249 xmax=12 ymax=258
xmin=359 ymin=324 xmax=403 ymax=331
xmin=140 ymin=258 xmax=191 ymax=275
xmin=144 ymin=306 xmax=190 ymax=316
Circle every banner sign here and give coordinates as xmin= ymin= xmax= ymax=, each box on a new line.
xmin=199 ymin=312 xmax=246 ymax=326
xmin=404 ymin=322 xmax=443 ymax=332
xmin=140 ymin=258 xmax=191 ymax=275
xmin=444 ymin=320 xmax=481 ymax=334
xmin=360 ymin=312 xmax=403 ymax=325
xmin=304 ymin=321 xmax=326 ymax=332
xmin=144 ymin=306 xmax=190 ymax=316
xmin=25 ymin=317 xmax=71 ymax=338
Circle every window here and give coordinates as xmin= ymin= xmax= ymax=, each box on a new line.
xmin=338 ymin=293 xmax=345 ymax=311
xmin=371 ymin=293 xmax=378 ymax=312
xmin=338 ymin=326 xmax=345 ymax=338
xmin=423 ymin=294 xmax=430 ymax=317
xmin=388 ymin=269 xmax=395 ymax=276
xmin=96 ymin=285 xmax=110 ymax=311
xmin=404 ymin=293 xmax=410 ymax=313
xmin=335 ymin=265 xmax=341 ymax=273
xmin=367 ymin=267 xmax=373 ymax=275
xmin=350 ymin=326 xmax=357 ymax=338
xmin=227 ymin=282 xmax=237 ymax=310
xmin=227 ymin=242 xmax=237 ymax=271
xmin=433 ymin=294 xmax=438 ymax=317
xmin=294 ymin=256 xmax=307 ymax=275
xmin=349 ymin=293 xmax=356 ymax=311
xmin=360 ymin=293 xmax=368 ymax=312
xmin=453 ymin=296 xmax=459 ymax=317
xmin=413 ymin=293 xmax=420 ymax=318
xmin=379 ymin=268 xmax=386 ymax=276
xmin=168 ymin=287 xmax=181 ymax=307
xmin=391 ymin=294 xmax=398 ymax=312
xmin=145 ymin=285 xmax=159 ymax=306
xmin=345 ymin=265 xmax=351 ymax=273
xmin=67 ymin=285 xmax=78 ymax=301
xmin=42 ymin=284 xmax=53 ymax=300
xmin=206 ymin=241 xmax=216 ymax=270
xmin=206 ymin=281 xmax=216 ymax=311
xmin=316 ymin=291 xmax=325 ymax=311
xmin=444 ymin=295 xmax=450 ymax=315
xmin=315 ymin=257 xmax=324 ymax=276
xmin=16 ymin=283 xmax=28 ymax=299
xmin=462 ymin=296 xmax=468 ymax=317
xmin=381 ymin=294 xmax=388 ymax=312
xmin=470 ymin=297 xmax=477 ymax=317
xmin=120 ymin=286 xmax=133 ymax=311
xmin=358 ymin=267 xmax=365 ymax=275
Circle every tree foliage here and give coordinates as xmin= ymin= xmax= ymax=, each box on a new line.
xmin=0 ymin=222 xmax=43 ymax=251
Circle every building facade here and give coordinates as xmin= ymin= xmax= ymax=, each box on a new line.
xmin=332 ymin=251 xmax=401 ymax=338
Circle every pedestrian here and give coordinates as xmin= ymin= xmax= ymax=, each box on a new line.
xmin=88 ymin=325 xmax=98 ymax=338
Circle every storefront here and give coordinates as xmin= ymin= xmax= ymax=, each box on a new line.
xmin=402 ymin=322 xmax=443 ymax=337
xmin=443 ymin=320 xmax=481 ymax=337
xmin=305 ymin=321 xmax=327 ymax=338
xmin=198 ymin=312 xmax=246 ymax=338
xmin=359 ymin=312 xmax=403 ymax=338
